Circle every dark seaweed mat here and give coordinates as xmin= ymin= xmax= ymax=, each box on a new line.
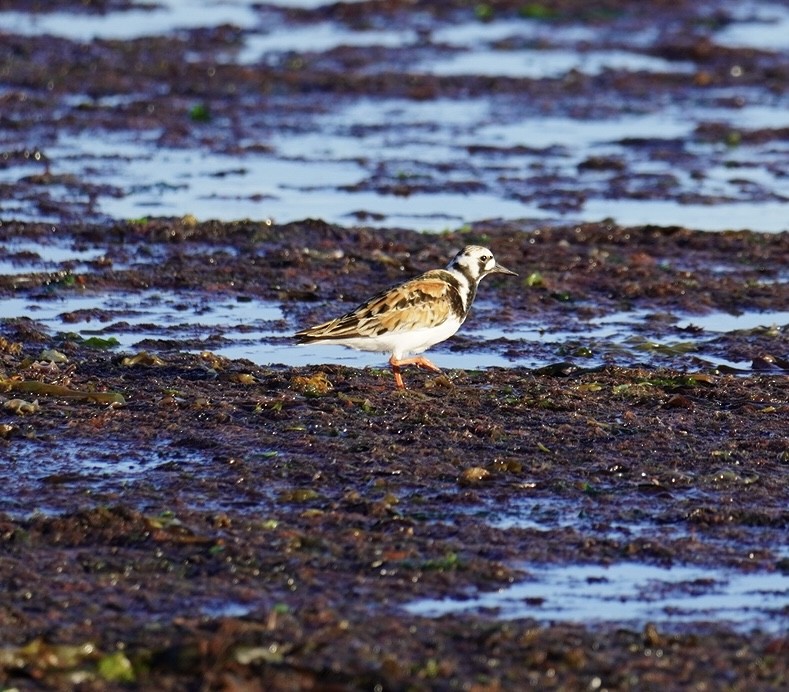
xmin=2 ymin=0 xmax=789 ymax=224
xmin=0 ymin=219 xmax=788 ymax=690
xmin=0 ymin=353 xmax=787 ymax=689
xmin=1 ymin=0 xmax=788 ymax=683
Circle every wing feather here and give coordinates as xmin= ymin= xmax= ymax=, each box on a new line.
xmin=296 ymin=271 xmax=460 ymax=342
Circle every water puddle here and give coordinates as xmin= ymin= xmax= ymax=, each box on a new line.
xmin=464 ymin=305 xmax=788 ymax=370
xmin=0 ymin=287 xmax=522 ymax=367
xmin=4 ymin=98 xmax=786 ymax=231
xmin=582 ymin=197 xmax=789 ymax=233
xmin=8 ymin=0 xmax=783 ymax=54
xmin=676 ymin=310 xmax=789 ymax=332
xmin=422 ymin=49 xmax=693 ymax=79
xmin=472 ymin=494 xmax=675 ymax=539
xmin=2 ymin=4 xmax=788 ymax=231
xmin=0 ymin=0 xmax=260 ymax=41
xmin=0 ymin=240 xmax=108 ymax=275
xmin=404 ymin=562 xmax=789 ymax=633
xmin=240 ymin=16 xmax=691 ymax=76
xmin=1 ymin=273 xmax=784 ymax=370
xmin=0 ymin=129 xmax=554 ymax=230
xmin=715 ymin=2 xmax=789 ymax=50
xmin=0 ymin=289 xmax=284 ymax=361
xmin=0 ymin=438 xmax=208 ymax=516
xmin=431 ymin=18 xmax=597 ymax=47
xmin=240 ymin=23 xmax=415 ymax=60
xmin=200 ymin=601 xmax=253 ymax=619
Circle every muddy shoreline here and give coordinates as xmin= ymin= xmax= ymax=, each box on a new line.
xmin=2 ymin=0 xmax=789 ymax=227
xmin=2 ymin=0 xmax=788 ymax=687
xmin=1 ymin=219 xmax=788 ymax=689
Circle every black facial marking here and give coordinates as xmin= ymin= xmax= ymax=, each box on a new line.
xmin=454 ymin=260 xmax=476 ymax=287
xmin=442 ymin=273 xmax=469 ymax=317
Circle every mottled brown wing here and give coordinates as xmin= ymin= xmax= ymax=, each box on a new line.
xmin=296 ymin=272 xmax=457 ymax=341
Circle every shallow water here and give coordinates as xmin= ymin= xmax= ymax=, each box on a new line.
xmin=0 ymin=1 xmax=261 ymax=40
xmin=2 ymin=273 xmax=785 ymax=370
xmin=1 ymin=2 xmax=787 ymax=678
xmin=3 ymin=101 xmax=786 ymax=230
xmin=715 ymin=2 xmax=789 ymax=50
xmin=0 ymin=289 xmax=283 ymax=359
xmin=1 ymin=438 xmax=207 ymax=516
xmin=1 ymin=2 xmax=787 ymax=231
xmin=421 ymin=49 xmax=695 ymax=79
xmin=0 ymin=241 xmax=108 ymax=275
xmin=675 ymin=310 xmax=789 ymax=332
xmin=405 ymin=562 xmax=789 ymax=633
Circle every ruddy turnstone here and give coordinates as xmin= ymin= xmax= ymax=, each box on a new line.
xmin=295 ymin=245 xmax=517 ymax=389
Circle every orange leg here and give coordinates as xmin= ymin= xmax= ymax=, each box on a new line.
xmin=388 ymin=355 xmax=442 ymax=390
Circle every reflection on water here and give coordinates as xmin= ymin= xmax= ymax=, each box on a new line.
xmin=0 ymin=2 xmax=787 ymax=232
xmin=421 ymin=49 xmax=694 ymax=78
xmin=405 ymin=562 xmax=789 ymax=633
xmin=0 ymin=1 xmax=260 ymax=41
xmin=715 ymin=2 xmax=789 ymax=49
xmin=0 ymin=289 xmax=283 ymax=360
xmin=0 ymin=271 xmax=785 ymax=370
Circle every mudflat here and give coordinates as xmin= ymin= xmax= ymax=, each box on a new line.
xmin=1 ymin=219 xmax=787 ymax=689
xmin=1 ymin=0 xmax=787 ymax=687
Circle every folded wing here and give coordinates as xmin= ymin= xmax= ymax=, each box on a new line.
xmin=296 ymin=272 xmax=459 ymax=342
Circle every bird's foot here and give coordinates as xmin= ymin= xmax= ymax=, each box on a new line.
xmin=388 ymin=355 xmax=443 ymax=389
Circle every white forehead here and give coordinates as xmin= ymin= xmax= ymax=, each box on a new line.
xmin=461 ymin=245 xmax=492 ymax=258
xmin=455 ymin=245 xmax=495 ymax=267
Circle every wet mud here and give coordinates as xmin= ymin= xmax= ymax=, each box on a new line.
xmin=2 ymin=0 xmax=789 ymax=226
xmin=1 ymin=0 xmax=789 ymax=688
xmin=1 ymin=219 xmax=788 ymax=689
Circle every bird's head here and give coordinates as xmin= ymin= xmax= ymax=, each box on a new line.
xmin=449 ymin=245 xmax=517 ymax=282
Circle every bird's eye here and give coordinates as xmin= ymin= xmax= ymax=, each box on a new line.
xmin=480 ymin=255 xmax=489 ymax=262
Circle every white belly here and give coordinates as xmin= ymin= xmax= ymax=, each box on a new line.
xmin=310 ymin=317 xmax=463 ymax=359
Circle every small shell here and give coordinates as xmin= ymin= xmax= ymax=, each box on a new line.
xmin=3 ymin=398 xmax=40 ymax=415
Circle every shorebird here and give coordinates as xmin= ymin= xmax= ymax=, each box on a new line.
xmin=295 ymin=245 xmax=517 ymax=389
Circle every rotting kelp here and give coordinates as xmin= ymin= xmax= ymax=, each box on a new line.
xmin=1 ymin=379 xmax=125 ymax=405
